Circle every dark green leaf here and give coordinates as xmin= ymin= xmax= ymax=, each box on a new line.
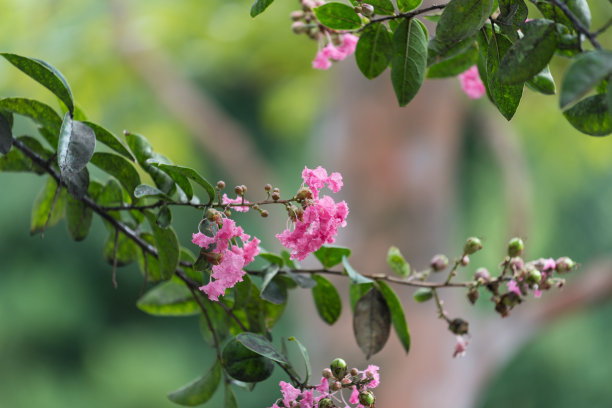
xmin=30 ymin=177 xmax=66 ymax=235
xmin=236 ymin=332 xmax=289 ymax=364
xmin=156 ymin=204 xmax=172 ymax=228
xmin=134 ymin=184 xmax=172 ymax=200
xmin=168 ymin=361 xmax=222 ymax=406
xmin=314 ymin=245 xmax=352 ymax=268
xmin=427 ymin=45 xmax=479 ymax=78
xmin=282 ymin=266 xmax=317 ymax=288
xmin=137 ymin=233 xmax=165 ymax=282
xmin=397 ymin=0 xmax=423 ymax=12
xmin=260 ymin=277 xmax=287 ymax=305
xmin=0 ymin=144 xmax=32 ymax=172
xmin=350 ymin=0 xmax=395 ymax=15
xmin=311 ymin=274 xmax=342 ymax=325
xmin=427 ymin=35 xmax=476 ymax=67
xmin=0 ymin=110 xmax=13 ymax=128
xmin=222 ymin=338 xmax=275 ymax=382
xmin=413 ymin=287 xmax=434 ymax=302
xmin=288 ymin=336 xmax=311 ymax=384
xmin=343 ymin=256 xmax=373 ymax=284
xmin=314 ymin=3 xmax=362 ymax=30
xmin=281 ymin=250 xmax=298 ymax=269
xmin=0 ymin=112 xmax=12 ymax=154
xmin=535 ymin=0 xmax=590 ymax=30
xmin=350 ymin=282 xmax=373 ymax=311
xmin=90 ymin=152 xmax=141 ymax=196
xmin=137 ymin=279 xmax=199 ymax=316
xmin=0 ymin=53 xmax=73 ymax=113
xmin=82 ymin=121 xmax=134 ymax=161
xmin=487 ymin=33 xmax=524 ymax=120
xmin=560 ymin=50 xmax=612 ymax=109
xmin=526 ymin=65 xmax=556 ymax=95
xmin=66 ymin=186 xmax=93 ymax=241
xmin=250 ymin=0 xmax=274 ymax=17
xmin=355 ymin=23 xmax=393 ymax=79
xmin=353 ymin=287 xmax=391 ymax=358
xmin=146 ymin=211 xmax=180 ymax=280
xmin=377 ymin=281 xmax=410 ymax=353
xmin=563 ymin=94 xmax=612 ymax=136
xmin=125 ymin=131 xmax=175 ymax=195
xmin=57 ymin=113 xmax=96 ymax=177
xmin=435 ymin=0 xmax=493 ymax=45
xmin=152 ymin=163 xmax=215 ymax=203
xmin=391 ymin=19 xmax=428 ymax=106
xmin=0 ymin=98 xmax=62 ymax=145
xmin=386 ymin=246 xmax=410 ymax=277
xmin=64 ymin=167 xmax=90 ymax=199
xmin=498 ymin=20 xmax=558 ymax=84
xmin=103 ymin=230 xmax=139 ymax=266
xmin=498 ymin=0 xmax=528 ymax=38
xmin=260 ymin=264 xmax=280 ymax=294
xmin=224 ymin=385 xmax=239 ymax=408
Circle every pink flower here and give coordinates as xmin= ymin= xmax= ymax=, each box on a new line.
xmin=299 ymin=390 xmax=314 ymax=408
xmin=453 ymin=335 xmax=469 ymax=358
xmin=507 ymin=280 xmax=521 ymax=296
xmin=363 ymin=365 xmax=380 ymax=388
xmin=222 ymin=193 xmax=250 ymax=212
xmin=534 ymin=288 xmax=542 ymax=298
xmin=280 ymin=381 xmax=301 ymax=407
xmin=313 ymin=49 xmax=332 ymax=70
xmin=192 ymin=218 xmax=260 ymax=301
xmin=312 ymin=34 xmax=359 ymax=70
xmin=336 ymin=34 xmax=358 ymax=59
xmin=458 ymin=66 xmax=486 ymax=99
xmin=349 ymin=387 xmax=360 ymax=404
xmin=315 ymin=377 xmax=329 ymax=394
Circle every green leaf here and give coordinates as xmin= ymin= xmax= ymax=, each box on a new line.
xmin=498 ymin=20 xmax=558 ymax=84
xmin=397 ymin=0 xmax=423 ymax=12
xmin=66 ymin=190 xmax=92 ymax=241
xmin=168 ymin=361 xmax=222 ymax=406
xmin=314 ymin=3 xmax=362 ymax=30
xmin=57 ymin=113 xmax=96 ymax=177
xmin=413 ymin=287 xmax=433 ymax=302
xmin=288 ymin=336 xmax=311 ymax=385
xmin=0 ymin=112 xmax=12 ymax=154
xmin=250 ymin=0 xmax=274 ymax=17
xmin=137 ymin=233 xmax=165 ymax=282
xmin=236 ymin=332 xmax=290 ymax=364
xmin=353 ymin=287 xmax=391 ymax=358
xmin=427 ymin=45 xmax=479 ymax=78
xmin=526 ymin=65 xmax=556 ymax=95
xmin=563 ymin=94 xmax=612 ymax=136
xmin=146 ymin=211 xmax=180 ymax=280
xmin=377 ymin=281 xmax=410 ymax=353
xmin=386 ymin=246 xmax=410 ymax=277
xmin=156 ymin=204 xmax=172 ymax=228
xmin=0 ymin=53 xmax=73 ymax=113
xmin=0 ymin=109 xmax=13 ymax=128
xmin=0 ymin=98 xmax=62 ymax=145
xmin=64 ymin=167 xmax=90 ymax=199
xmin=391 ymin=19 xmax=428 ymax=107
xmin=134 ymin=184 xmax=172 ymax=200
xmin=103 ymin=230 xmax=139 ymax=266
xmin=350 ymin=282 xmax=373 ymax=311
xmin=261 ymin=277 xmax=288 ymax=305
xmin=82 ymin=121 xmax=134 ymax=161
xmin=311 ymin=274 xmax=342 ymax=325
xmin=282 ymin=266 xmax=317 ymax=288
xmin=90 ymin=152 xmax=141 ymax=197
xmin=30 ymin=177 xmax=66 ymax=235
xmin=224 ymin=385 xmax=239 ymax=408
xmin=137 ymin=279 xmax=199 ymax=316
xmin=257 ymin=252 xmax=284 ymax=266
xmin=314 ymin=245 xmax=352 ymax=268
xmin=222 ymin=338 xmax=275 ymax=383
xmin=560 ymin=50 xmax=612 ymax=109
xmin=487 ymin=33 xmax=524 ymax=120
xmin=350 ymin=0 xmax=395 ymax=15
xmin=125 ymin=131 xmax=176 ymax=195
xmin=355 ymin=23 xmax=393 ymax=79
xmin=343 ymin=256 xmax=373 ymax=284
xmin=498 ymin=0 xmax=528 ymax=38
xmin=152 ymin=163 xmax=215 ymax=204
xmin=435 ymin=0 xmax=493 ymax=45
xmin=535 ymin=0 xmax=590 ymax=30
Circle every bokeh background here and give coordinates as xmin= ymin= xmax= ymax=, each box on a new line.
xmin=1 ymin=0 xmax=612 ymax=407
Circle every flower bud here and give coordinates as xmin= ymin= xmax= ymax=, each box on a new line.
xmin=350 ymin=368 xmax=359 ymax=376
xmin=272 ymin=192 xmax=281 ymax=201
xmin=474 ymin=267 xmax=490 ymax=282
xmin=467 ymin=288 xmax=479 ymax=304
xmin=234 ymin=185 xmax=243 ymax=195
xmin=555 ymin=257 xmax=576 ymax=274
xmin=261 ymin=210 xmax=269 ymax=218
xmin=330 ymin=358 xmax=347 ymax=379
xmin=318 ymin=398 xmax=335 ymax=408
xmin=273 ymin=187 xmax=280 ymax=193
xmin=322 ymin=368 xmax=333 ymax=378
xmin=464 ymin=237 xmax=483 ymax=255
xmin=430 ymin=254 xmax=449 ymax=272
xmin=495 ymin=301 xmax=510 ymax=317
xmin=361 ymin=3 xmax=375 ymax=16
xmin=341 ymin=377 xmax=351 ymax=385
xmin=526 ymin=268 xmax=542 ymax=284
xmin=353 ymin=5 xmax=363 ymax=13
xmin=296 ymin=186 xmax=314 ymax=201
xmin=460 ymin=255 xmax=470 ymax=266
xmin=508 ymin=237 xmax=524 ymax=257
xmin=290 ymin=10 xmax=305 ymax=20
xmin=206 ymin=208 xmax=217 ymax=221
xmin=332 ymin=381 xmax=342 ymax=391
xmin=358 ymin=391 xmax=375 ymax=406
xmin=252 ymin=204 xmax=260 ymax=210
xmin=448 ymin=318 xmax=469 ymax=335
xmin=224 ymin=209 xmax=231 ymax=217
xmin=509 ymin=256 xmax=524 ymax=272
xmin=216 ymin=180 xmax=226 ymax=189
xmin=203 ymin=251 xmax=224 ymax=266
xmin=240 ymin=185 xmax=247 ymax=193
xmin=264 ymin=183 xmax=272 ymax=192
xmin=292 ymin=21 xmax=308 ymax=34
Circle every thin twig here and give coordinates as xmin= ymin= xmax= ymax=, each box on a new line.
xmin=359 ymin=4 xmax=448 ymax=32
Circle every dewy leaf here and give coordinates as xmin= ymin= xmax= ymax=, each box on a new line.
xmin=314 ymin=3 xmax=362 ymax=30
xmin=377 ymin=281 xmax=411 ymax=353
xmin=250 ymin=0 xmax=274 ymax=17
xmin=343 ymin=256 xmax=373 ymax=284
xmin=82 ymin=121 xmax=134 ymax=161
xmin=391 ymin=19 xmax=428 ymax=107
xmin=435 ymin=0 xmax=493 ymax=45
xmin=526 ymin=65 xmax=556 ymax=95
xmin=427 ymin=44 xmax=479 ymax=78
xmin=236 ymin=332 xmax=290 ymax=364
xmin=498 ymin=20 xmax=558 ymax=84
xmin=311 ymin=274 xmax=342 ymax=325
xmin=386 ymin=246 xmax=410 ymax=277
xmin=314 ymin=245 xmax=352 ymax=268
xmin=137 ymin=279 xmax=199 ymax=316
xmin=560 ymin=50 xmax=612 ymax=109
xmin=487 ymin=33 xmax=524 ymax=120
xmin=30 ymin=177 xmax=66 ymax=235
xmin=66 ymin=188 xmax=93 ymax=241
xmin=397 ymin=0 xmax=423 ymax=12
xmin=0 ymin=112 xmax=12 ymax=154
xmin=498 ymin=0 xmax=528 ymax=36
xmin=146 ymin=211 xmax=180 ymax=280
xmin=563 ymin=94 xmax=612 ymax=136
xmin=222 ymin=338 xmax=275 ymax=383
xmin=260 ymin=276 xmax=288 ymax=305
xmin=355 ymin=22 xmax=393 ymax=79
xmin=0 ymin=53 xmax=74 ymax=113
xmin=167 ymin=360 xmax=222 ymax=406
xmin=0 ymin=98 xmax=62 ymax=145
xmin=153 ymin=163 xmax=215 ymax=204
xmin=90 ymin=152 xmax=141 ymax=197
xmin=57 ymin=114 xmax=96 ymax=177
xmin=353 ymin=287 xmax=391 ymax=358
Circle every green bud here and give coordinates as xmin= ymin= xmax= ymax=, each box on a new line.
xmin=555 ymin=257 xmax=576 ymax=274
xmin=527 ymin=268 xmax=542 ymax=284
xmin=361 ymin=3 xmax=375 ymax=16
xmin=448 ymin=318 xmax=469 ymax=335
xmin=330 ymin=358 xmax=347 ymax=379
xmin=318 ymin=398 xmax=335 ymax=408
xmin=358 ymin=391 xmax=375 ymax=406
xmin=464 ymin=237 xmax=483 ymax=255
xmin=508 ymin=237 xmax=524 ymax=257
xmin=413 ymin=288 xmax=433 ymax=303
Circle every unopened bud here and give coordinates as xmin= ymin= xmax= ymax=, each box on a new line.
xmin=203 ymin=251 xmax=224 ymax=266
xmin=495 ymin=301 xmax=510 ymax=317
xmin=332 ymin=381 xmax=342 ymax=391
xmin=555 ymin=257 xmax=576 ymax=274
xmin=448 ymin=318 xmax=469 ymax=335
xmin=264 ymin=184 xmax=272 ymax=192
xmin=361 ymin=3 xmax=374 ymax=16
xmin=252 ymin=204 xmax=260 ymax=210
xmin=224 ymin=209 xmax=231 ymax=217
xmin=508 ymin=237 xmax=524 ymax=257
xmin=353 ymin=5 xmax=363 ymax=13
xmin=474 ymin=267 xmax=490 ymax=282
xmin=341 ymin=377 xmax=351 ymax=385
xmin=296 ymin=186 xmax=313 ymax=201
xmin=467 ymin=288 xmax=479 ymax=304
xmin=430 ymin=254 xmax=449 ymax=272
xmin=240 ymin=185 xmax=247 ymax=193
xmin=350 ymin=368 xmax=359 ymax=376
xmin=527 ymin=268 xmax=542 ymax=284
xmin=206 ymin=208 xmax=217 ymax=220
xmin=216 ymin=180 xmax=226 ymax=189
xmin=460 ymin=255 xmax=470 ymax=266
xmin=292 ymin=21 xmax=308 ymax=34
xmin=234 ymin=185 xmax=243 ymax=195
xmin=273 ymin=187 xmax=280 ymax=193
xmin=509 ymin=256 xmax=524 ymax=271
xmin=330 ymin=358 xmax=347 ymax=379
xmin=464 ymin=237 xmax=483 ymax=255
xmin=290 ymin=10 xmax=305 ymax=20
xmin=322 ymin=368 xmax=333 ymax=378
xmin=261 ymin=210 xmax=269 ymax=218
xmin=358 ymin=391 xmax=375 ymax=406
xmin=318 ymin=398 xmax=335 ymax=408
xmin=272 ymin=192 xmax=281 ymax=201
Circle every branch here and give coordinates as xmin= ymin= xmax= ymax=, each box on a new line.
xmin=548 ymin=0 xmax=602 ymax=50
xmin=360 ymin=4 xmax=447 ymax=32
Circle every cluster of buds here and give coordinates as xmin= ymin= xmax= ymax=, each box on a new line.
xmin=291 ymin=1 xmax=325 ymax=39
xmin=270 ymin=358 xmax=380 ymax=408
xmin=214 ymin=180 xmax=276 ymax=217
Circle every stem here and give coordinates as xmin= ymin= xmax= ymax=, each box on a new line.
xmin=432 ymin=288 xmax=451 ymax=323
xmin=360 ymin=3 xmax=448 ymax=31
xmin=547 ymin=0 xmax=602 ymax=50
xmin=97 ymin=198 xmax=295 ymax=212
xmin=444 ymin=254 xmax=464 ymax=285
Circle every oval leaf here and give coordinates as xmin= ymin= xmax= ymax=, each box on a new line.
xmin=391 ymin=19 xmax=428 ymax=107
xmin=487 ymin=33 xmax=524 ymax=120
xmin=153 ymin=163 xmax=215 ymax=203
xmin=435 ymin=0 xmax=493 ymax=45
xmin=66 ymin=187 xmax=94 ymax=241
xmin=398 ymin=0 xmax=423 ymax=12
xmin=560 ymin=50 xmax=612 ymax=109
xmin=355 ymin=22 xmax=393 ymax=79
xmin=168 ymin=361 xmax=222 ymax=406
xmin=427 ymin=45 xmax=479 ymax=78
xmin=350 ymin=282 xmax=373 ymax=311
xmin=311 ymin=274 xmax=342 ymax=325
xmin=146 ymin=211 xmax=180 ymax=280
xmin=413 ymin=287 xmax=434 ymax=302
xmin=526 ymin=65 xmax=556 ymax=95
xmin=90 ymin=152 xmax=141 ymax=197
xmin=314 ymin=3 xmax=362 ymax=30
xmin=58 ymin=114 xmax=96 ymax=176
xmin=223 ymin=338 xmax=275 ymax=383
xmin=314 ymin=245 xmax=352 ymax=268
xmin=0 ymin=98 xmax=62 ymax=145
xmin=377 ymin=281 xmax=411 ymax=353
xmin=386 ymin=246 xmax=410 ymax=277
xmin=137 ymin=279 xmax=199 ymax=316
xmin=83 ymin=121 xmax=134 ymax=161
xmin=353 ymin=287 xmax=391 ymax=358
xmin=224 ymin=385 xmax=239 ymax=408
xmin=236 ymin=332 xmax=289 ymax=364
xmin=30 ymin=177 xmax=66 ymax=235
xmin=250 ymin=0 xmax=274 ymax=17
xmin=563 ymin=94 xmax=612 ymax=136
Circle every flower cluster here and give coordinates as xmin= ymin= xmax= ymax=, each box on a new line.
xmin=312 ymin=34 xmax=359 ymax=70
xmin=458 ymin=66 xmax=486 ymax=99
xmin=192 ymin=217 xmax=260 ymax=301
xmin=270 ymin=359 xmax=379 ymax=408
xmin=277 ymin=166 xmax=349 ymax=260
xmin=503 ymin=256 xmax=574 ymax=303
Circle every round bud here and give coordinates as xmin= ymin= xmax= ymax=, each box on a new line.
xmin=234 ymin=185 xmax=243 ymax=195
xmin=318 ymin=398 xmax=335 ymax=408
xmin=332 ymin=381 xmax=342 ymax=391
xmin=353 ymin=5 xmax=363 ymax=13
xmin=526 ymin=268 xmax=542 ymax=284
xmin=206 ymin=208 xmax=217 ymax=220
xmin=341 ymin=377 xmax=351 ymax=385
xmin=509 ymin=256 xmax=524 ymax=271
xmin=361 ymin=3 xmax=374 ymax=16
xmin=292 ymin=21 xmax=307 ymax=34
xmin=296 ymin=187 xmax=314 ymax=201
xmin=273 ymin=187 xmax=280 ymax=193
xmin=272 ymin=192 xmax=281 ymax=201
xmin=467 ymin=288 xmax=479 ymax=305
xmin=460 ymin=255 xmax=470 ymax=266
xmin=464 ymin=237 xmax=483 ymax=255
xmin=261 ymin=210 xmax=269 ymax=218
xmin=555 ymin=257 xmax=576 ymax=274
xmin=240 ymin=185 xmax=247 ymax=193
xmin=290 ymin=10 xmax=305 ymax=21
xmin=252 ymin=204 xmax=260 ymax=210
xmin=322 ymin=368 xmax=333 ymax=379
xmin=448 ymin=318 xmax=469 ymax=335
xmin=474 ymin=267 xmax=490 ymax=282
xmin=330 ymin=358 xmax=347 ymax=379
xmin=508 ymin=237 xmax=524 ymax=257
xmin=358 ymin=391 xmax=375 ymax=406
xmin=264 ymin=184 xmax=272 ymax=192
xmin=350 ymin=368 xmax=359 ymax=376
xmin=224 ymin=209 xmax=231 ymax=217
xmin=430 ymin=254 xmax=449 ymax=272
xmin=216 ymin=180 xmax=226 ymax=190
